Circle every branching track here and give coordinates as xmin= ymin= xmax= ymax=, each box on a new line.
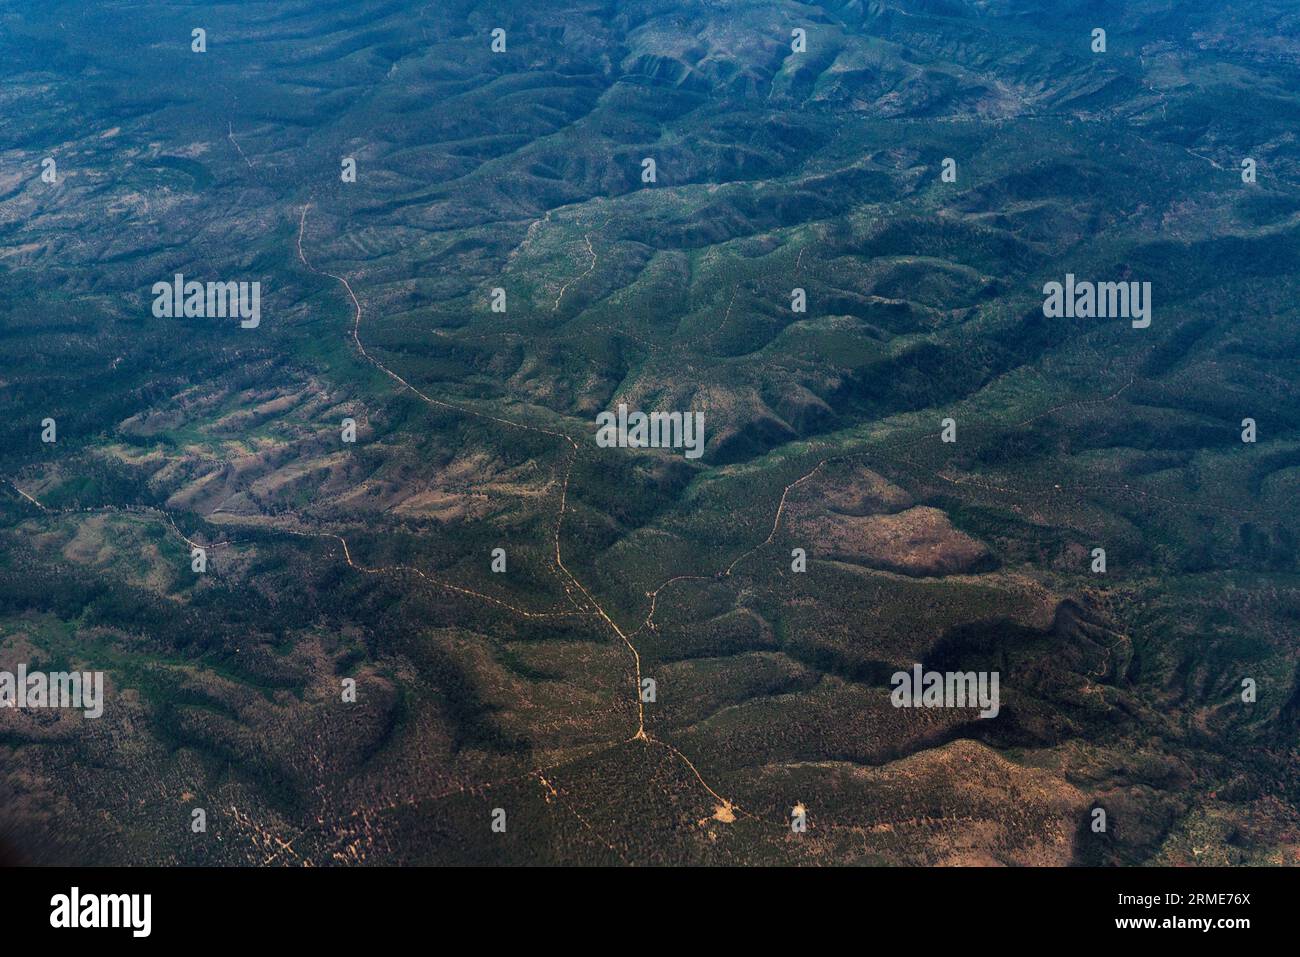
xmin=294 ymin=203 xmax=755 ymax=824
xmin=3 ymin=202 xmax=1164 ymax=859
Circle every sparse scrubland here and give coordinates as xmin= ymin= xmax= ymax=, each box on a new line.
xmin=0 ymin=0 xmax=1297 ymax=865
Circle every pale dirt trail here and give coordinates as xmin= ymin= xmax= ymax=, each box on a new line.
xmin=6 ymin=247 xmax=748 ymax=836
xmin=296 ymin=204 xmax=759 ymax=821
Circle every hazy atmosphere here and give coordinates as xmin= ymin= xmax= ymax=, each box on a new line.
xmin=1 ymin=0 xmax=1297 ymax=869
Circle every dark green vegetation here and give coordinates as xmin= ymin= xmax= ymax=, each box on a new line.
xmin=0 ymin=0 xmax=1297 ymax=865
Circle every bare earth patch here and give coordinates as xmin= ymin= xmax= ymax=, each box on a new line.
xmin=788 ymin=465 xmax=989 ymax=576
